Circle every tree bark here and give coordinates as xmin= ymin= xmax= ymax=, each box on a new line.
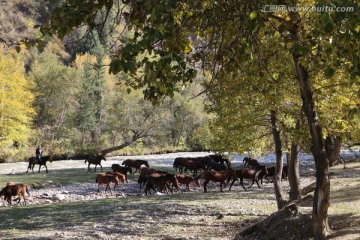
xmin=270 ymin=110 xmax=287 ymax=210
xmin=289 ymin=141 xmax=301 ymax=200
xmin=325 ymin=135 xmax=342 ymax=167
xmin=288 ymin=115 xmax=302 ymax=201
xmin=288 ymin=9 xmax=331 ymax=239
xmin=292 ymin=61 xmax=331 ymax=239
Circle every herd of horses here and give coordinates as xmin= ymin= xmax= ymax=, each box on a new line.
xmin=95 ymin=154 xmax=287 ymax=196
xmin=0 ymin=154 xmax=288 ymax=206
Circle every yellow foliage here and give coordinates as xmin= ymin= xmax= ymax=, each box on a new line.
xmin=0 ymin=44 xmax=35 ymax=156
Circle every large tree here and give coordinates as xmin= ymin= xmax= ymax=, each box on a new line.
xmin=39 ymin=0 xmax=360 ymax=238
xmin=0 ymin=45 xmax=35 ymax=160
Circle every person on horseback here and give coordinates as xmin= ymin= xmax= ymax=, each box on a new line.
xmin=35 ymin=145 xmax=43 ymax=163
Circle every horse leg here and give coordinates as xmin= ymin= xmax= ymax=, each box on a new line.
xmin=203 ymin=180 xmax=210 ymax=193
xmin=145 ymin=183 xmax=151 ymax=195
xmin=247 ymin=178 xmax=255 ymax=189
xmin=32 ymin=164 xmax=35 ymax=173
xmin=94 ymin=164 xmax=97 ymax=172
xmin=45 ymin=164 xmax=48 ymax=173
xmin=88 ymin=163 xmax=91 ymax=172
xmin=220 ymin=181 xmax=224 ymax=192
xmin=240 ymin=178 xmax=247 ymax=190
xmin=106 ymin=183 xmax=111 ymax=193
xmin=38 ymin=164 xmax=41 ymax=173
xmin=256 ymin=179 xmax=261 ymax=188
xmin=99 ymin=164 xmax=103 ymax=171
xmin=228 ymin=178 xmax=237 ymax=191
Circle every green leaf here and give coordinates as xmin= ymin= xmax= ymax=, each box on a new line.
xmin=249 ymin=12 xmax=257 ymax=20
xmin=324 ymin=66 xmax=335 ymax=78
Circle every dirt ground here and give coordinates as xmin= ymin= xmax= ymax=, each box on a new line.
xmin=0 ymin=159 xmax=359 ymax=239
xmin=237 ymin=161 xmax=360 ymax=240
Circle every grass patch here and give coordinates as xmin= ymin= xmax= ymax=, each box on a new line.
xmin=0 ymin=168 xmax=105 ymax=189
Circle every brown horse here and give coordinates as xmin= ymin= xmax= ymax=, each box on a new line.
xmin=26 ymin=155 xmax=53 ymax=173
xmin=228 ymin=165 xmax=268 ymax=191
xmin=176 ymin=174 xmax=201 ymax=191
xmin=106 ymin=171 xmax=126 ymax=191
xmin=95 ymin=173 xmax=117 ymax=193
xmin=205 ymin=159 xmax=227 ymax=171
xmin=242 ymin=157 xmax=260 ymax=167
xmin=208 ymin=154 xmax=231 ymax=168
xmin=145 ymin=173 xmax=179 ymax=195
xmin=0 ymin=183 xmax=30 ymax=206
xmin=137 ymin=167 xmax=169 ymax=189
xmin=182 ymin=159 xmax=206 ymax=175
xmin=122 ymin=159 xmax=150 ymax=174
xmin=85 ymin=155 xmax=106 ymax=172
xmin=202 ymin=170 xmax=237 ymax=193
xmin=261 ymin=165 xmax=288 ymax=183
xmin=111 ymin=164 xmax=133 ymax=183
xmin=173 ymin=157 xmax=188 ymax=172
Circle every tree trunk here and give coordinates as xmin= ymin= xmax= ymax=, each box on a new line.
xmin=289 ymin=141 xmax=301 ymax=200
xmin=288 ymin=115 xmax=302 ymax=201
xmin=293 ymin=61 xmax=331 ymax=239
xmin=101 ymin=131 xmax=145 ymax=155
xmin=289 ymin=9 xmax=331 ymax=239
xmin=325 ymin=135 xmax=342 ymax=167
xmin=270 ymin=110 xmax=287 ymax=210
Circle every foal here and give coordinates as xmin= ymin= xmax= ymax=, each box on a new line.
xmin=145 ymin=174 xmax=179 ymax=195
xmin=0 ymin=183 xmax=30 ymax=206
xmin=176 ymin=174 xmax=201 ymax=191
xmin=95 ymin=173 xmax=118 ymax=193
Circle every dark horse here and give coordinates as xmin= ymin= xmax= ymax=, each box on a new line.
xmin=26 ymin=155 xmax=52 ymax=173
xmin=122 ymin=159 xmax=149 ymax=174
xmin=242 ymin=157 xmax=260 ymax=167
xmin=228 ymin=165 xmax=268 ymax=191
xmin=111 ymin=164 xmax=133 ymax=183
xmin=85 ymin=155 xmax=106 ymax=172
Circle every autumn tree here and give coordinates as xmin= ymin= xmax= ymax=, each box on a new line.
xmin=0 ymin=45 xmax=35 ymax=161
xmin=39 ymin=1 xmax=360 ymax=238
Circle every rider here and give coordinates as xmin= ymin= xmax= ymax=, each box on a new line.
xmin=35 ymin=145 xmax=43 ymax=162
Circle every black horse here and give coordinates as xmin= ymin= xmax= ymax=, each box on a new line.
xmin=26 ymin=155 xmax=53 ymax=173
xmin=85 ymin=155 xmax=106 ymax=172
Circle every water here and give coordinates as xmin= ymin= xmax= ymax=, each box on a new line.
xmin=1 ymin=149 xmax=359 ymax=175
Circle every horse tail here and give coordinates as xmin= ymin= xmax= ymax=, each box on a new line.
xmin=85 ymin=159 xmax=88 ymax=164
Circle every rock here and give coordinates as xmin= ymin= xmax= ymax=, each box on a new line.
xmin=216 ymin=213 xmax=224 ymax=219
xmin=52 ymin=194 xmax=66 ymax=202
